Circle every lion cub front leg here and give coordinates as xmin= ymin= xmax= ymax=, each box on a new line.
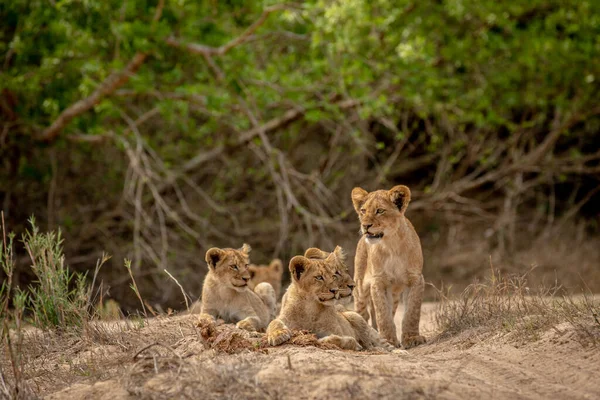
xmin=253 ymin=282 xmax=277 ymax=320
xmin=319 ymin=335 xmax=362 ymax=351
xmin=401 ymin=274 xmax=426 ymax=348
xmin=267 ymin=318 xmax=292 ymax=346
xmin=354 ymin=281 xmax=370 ymax=323
xmin=371 ymin=280 xmax=399 ymax=347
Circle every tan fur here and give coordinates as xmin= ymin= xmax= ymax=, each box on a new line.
xmin=304 ymin=246 xmax=355 ymax=309
xmin=198 ymin=244 xmax=276 ymax=332
xmin=248 ymin=259 xmax=283 ymax=298
xmin=267 ymin=248 xmax=392 ymax=351
xmin=351 ymin=185 xmax=426 ymax=348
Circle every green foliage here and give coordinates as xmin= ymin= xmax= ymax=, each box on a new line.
xmin=21 ymin=217 xmax=91 ymax=330
xmin=2 ymin=0 xmax=600 ymax=311
xmin=312 ymin=0 xmax=600 ymax=128
xmin=2 ymin=1 xmax=598 ymax=152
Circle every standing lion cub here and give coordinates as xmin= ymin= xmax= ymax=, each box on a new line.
xmin=351 ymin=185 xmax=426 ymax=348
xmin=198 ymin=244 xmax=276 ymax=332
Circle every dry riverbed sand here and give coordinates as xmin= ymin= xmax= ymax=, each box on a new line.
xmin=11 ymin=302 xmax=599 ymax=399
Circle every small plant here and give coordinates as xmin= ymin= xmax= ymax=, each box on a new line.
xmin=0 ymin=212 xmax=32 ymax=399
xmin=22 ymin=217 xmax=91 ymax=330
xmin=124 ymin=259 xmax=147 ymax=318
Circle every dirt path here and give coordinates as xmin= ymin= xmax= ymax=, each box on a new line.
xmin=37 ymin=303 xmax=600 ymax=399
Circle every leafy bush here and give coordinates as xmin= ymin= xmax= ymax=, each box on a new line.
xmin=21 ymin=217 xmax=92 ymax=330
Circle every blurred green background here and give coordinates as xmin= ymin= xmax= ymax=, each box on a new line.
xmin=1 ymin=0 xmax=599 ymax=312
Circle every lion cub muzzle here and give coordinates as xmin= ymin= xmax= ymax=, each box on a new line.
xmin=360 ymin=223 xmax=384 ymax=243
xmin=318 ymin=287 xmax=339 ymax=304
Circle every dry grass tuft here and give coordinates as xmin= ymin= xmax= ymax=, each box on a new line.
xmin=434 ymin=260 xmax=600 ymax=345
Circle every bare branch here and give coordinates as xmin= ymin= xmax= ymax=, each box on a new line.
xmin=170 ymin=99 xmax=361 ymax=179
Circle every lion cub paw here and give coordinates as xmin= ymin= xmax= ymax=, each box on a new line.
xmin=236 ymin=318 xmax=258 ymax=332
xmin=401 ymin=334 xmax=426 ymax=349
xmin=267 ymin=327 xmax=292 ymax=346
xmin=383 ymin=337 xmax=400 ymax=348
xmin=319 ymin=335 xmax=363 ymax=351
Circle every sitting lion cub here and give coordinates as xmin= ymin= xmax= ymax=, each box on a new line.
xmin=267 ymin=246 xmax=392 ymax=351
xmin=198 ymin=244 xmax=276 ymax=332
xmin=351 ymin=185 xmax=426 ymax=348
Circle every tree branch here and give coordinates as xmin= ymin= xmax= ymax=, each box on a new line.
xmin=38 ymin=0 xmax=165 ymax=142
xmin=182 ymin=99 xmax=361 ymax=175
xmin=39 ymin=53 xmax=148 ymax=142
xmin=166 ymin=4 xmax=296 ymax=57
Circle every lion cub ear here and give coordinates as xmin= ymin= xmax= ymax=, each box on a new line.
xmin=304 ymin=248 xmax=328 ymax=259
xmin=239 ymin=243 xmax=252 ymax=254
xmin=205 ymin=248 xmax=225 ymax=270
xmin=351 ymin=187 xmax=369 ymax=214
xmin=269 ymin=259 xmax=283 ymax=274
xmin=331 ymin=245 xmax=346 ymax=263
xmin=389 ymin=185 xmax=411 ymax=214
xmin=289 ymin=256 xmax=311 ymax=282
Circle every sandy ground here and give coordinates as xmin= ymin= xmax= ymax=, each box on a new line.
xmin=11 ymin=302 xmax=598 ymax=399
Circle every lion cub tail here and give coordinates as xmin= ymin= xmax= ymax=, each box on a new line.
xmin=342 ymin=311 xmax=395 ymax=352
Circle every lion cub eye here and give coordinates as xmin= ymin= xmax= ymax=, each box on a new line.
xmin=315 ymin=276 xmax=324 ymax=281
xmin=230 ymin=265 xmax=239 ymax=271
xmin=376 ymin=209 xmax=385 ymax=215
xmin=360 ymin=208 xmax=366 ymax=215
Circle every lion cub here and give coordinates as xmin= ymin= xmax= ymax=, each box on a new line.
xmin=303 ymin=247 xmax=355 ymax=308
xmin=248 ymin=259 xmax=284 ymax=298
xmin=351 ymin=185 xmax=426 ymax=348
xmin=198 ymin=244 xmax=276 ymax=332
xmin=267 ymin=246 xmax=392 ymax=351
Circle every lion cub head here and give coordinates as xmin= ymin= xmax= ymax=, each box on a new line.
xmin=248 ymin=259 xmax=283 ymax=297
xmin=304 ymin=246 xmax=355 ymax=306
xmin=351 ymin=185 xmax=411 ymax=244
xmin=289 ymin=248 xmax=346 ymax=306
xmin=205 ymin=244 xmax=252 ymax=292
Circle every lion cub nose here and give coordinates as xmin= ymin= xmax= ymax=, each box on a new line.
xmin=242 ymin=276 xmax=250 ymax=282
xmin=363 ymin=224 xmax=373 ymax=231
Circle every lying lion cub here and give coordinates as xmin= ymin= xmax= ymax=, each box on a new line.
xmin=280 ymin=247 xmax=355 ymax=310
xmin=303 ymin=247 xmax=355 ymax=308
xmin=248 ymin=259 xmax=284 ymax=298
xmin=351 ymin=185 xmax=426 ymax=348
xmin=267 ymin=247 xmax=392 ymax=351
xmin=198 ymin=244 xmax=276 ymax=332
